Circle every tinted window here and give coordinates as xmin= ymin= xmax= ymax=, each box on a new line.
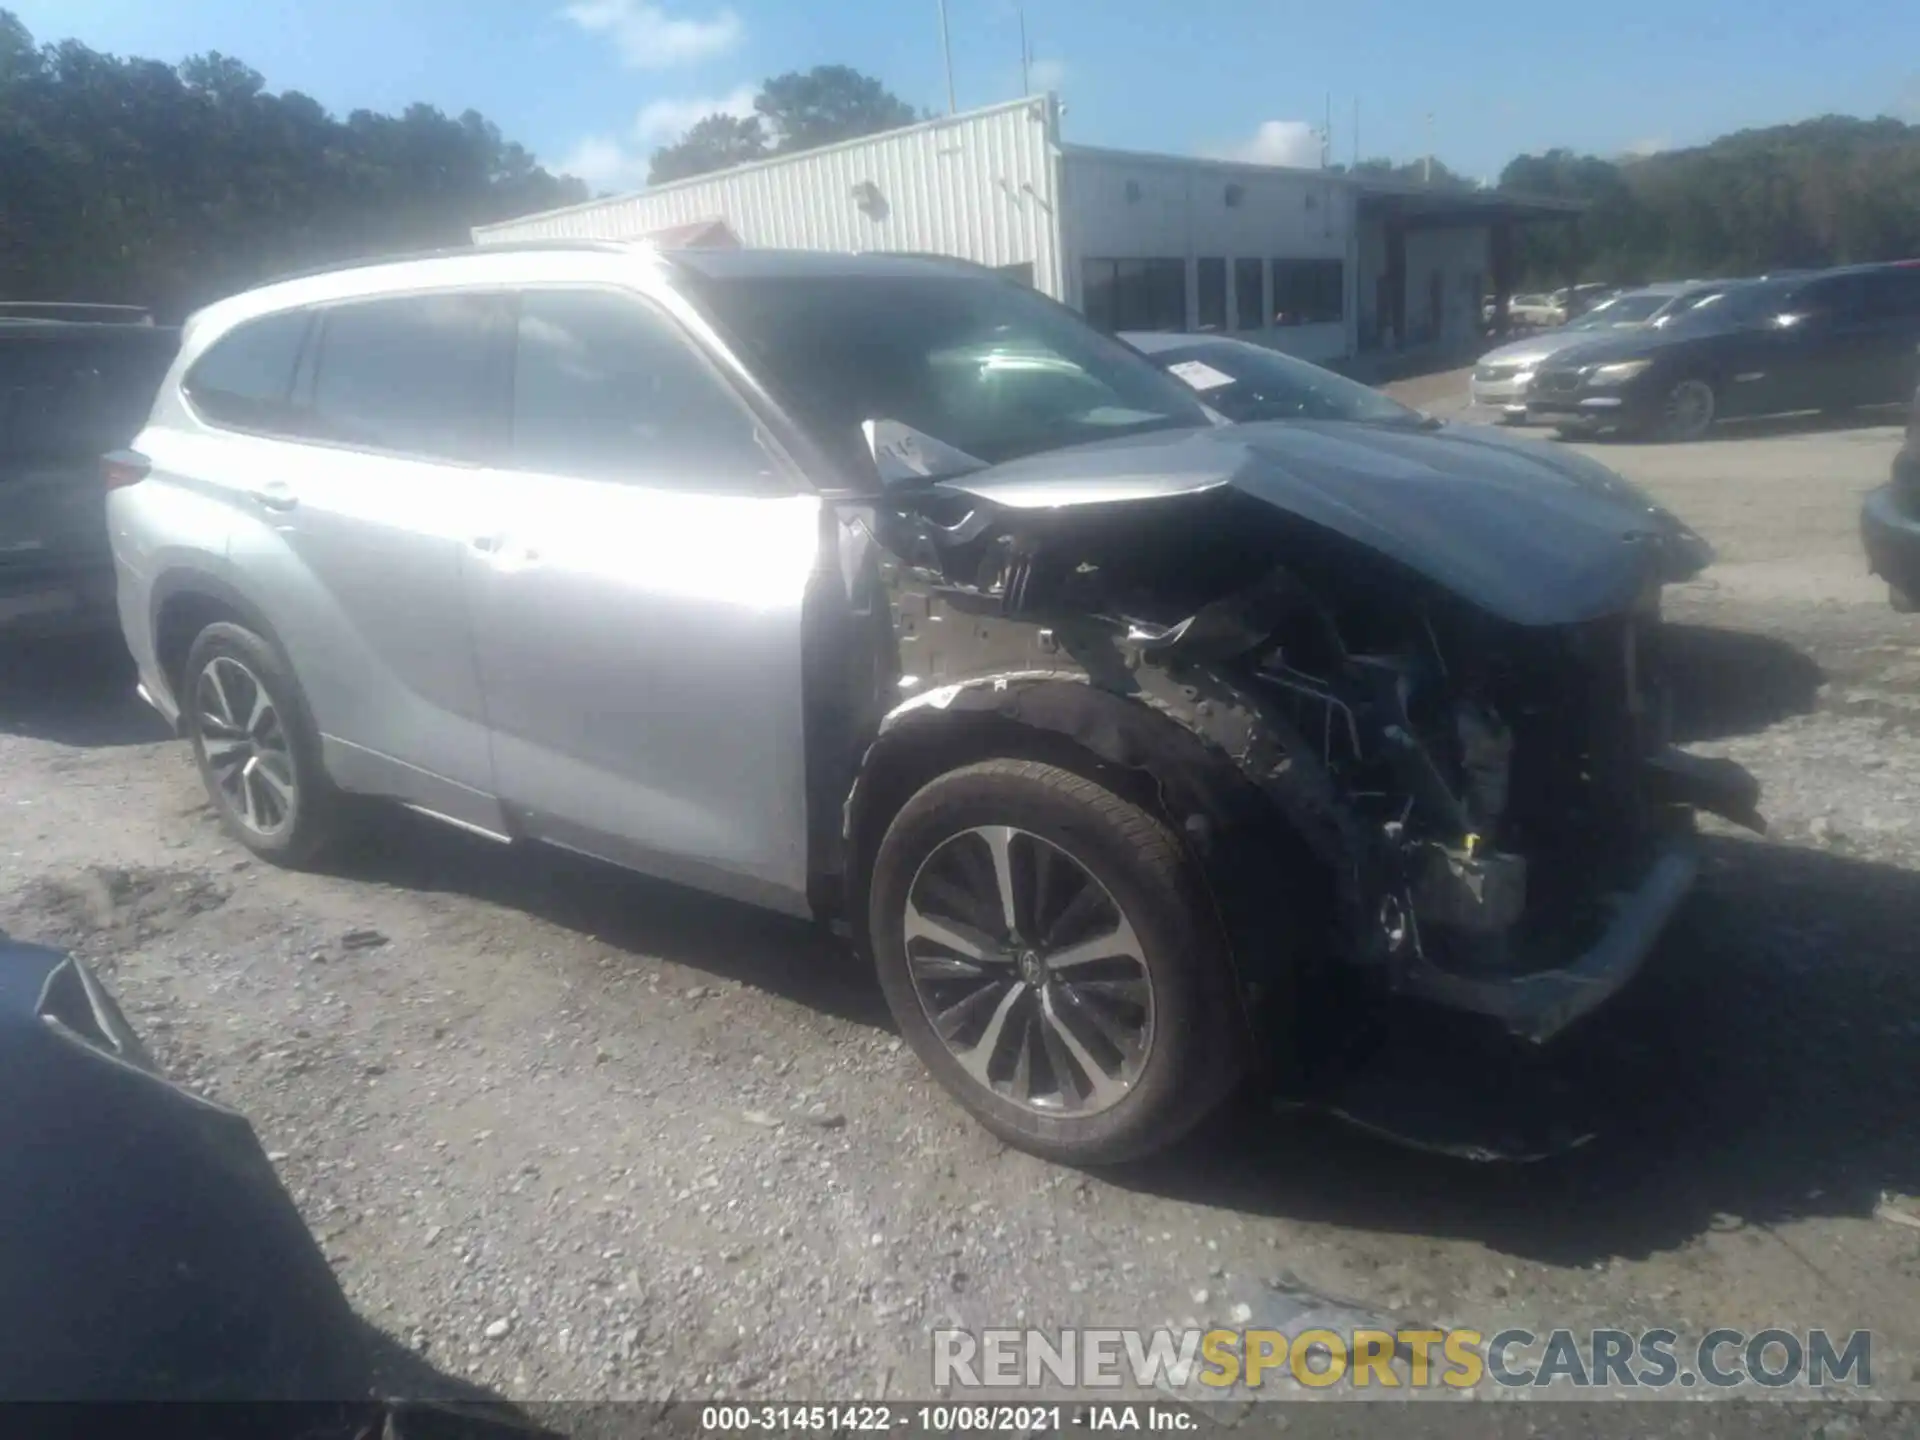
xmin=510 ymin=289 xmax=770 ymax=489
xmin=689 ymin=271 xmax=1211 ymax=475
xmin=1792 ymin=274 xmax=1869 ymax=323
xmin=1862 ymin=268 xmax=1920 ymax=319
xmin=1196 ymin=258 xmax=1227 ymax=331
xmin=1233 ymin=258 xmax=1264 ymax=331
xmin=183 ymin=310 xmax=309 ymax=434
xmin=308 ymin=293 xmax=501 ymax=460
xmin=1080 ymin=259 xmax=1186 ymax=332
xmin=1270 ymin=258 xmax=1344 ymax=326
xmin=1 ymin=332 xmax=176 ymax=461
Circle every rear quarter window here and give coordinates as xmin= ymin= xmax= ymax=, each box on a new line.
xmin=183 ymin=310 xmax=311 ymax=434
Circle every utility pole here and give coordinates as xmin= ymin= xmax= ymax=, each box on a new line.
xmin=1018 ymin=3 xmax=1031 ymax=96
xmin=937 ymin=0 xmax=956 ymax=113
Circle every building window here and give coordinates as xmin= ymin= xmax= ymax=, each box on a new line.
xmin=1233 ymin=258 xmax=1264 ymax=331
xmin=1196 ymin=258 xmax=1226 ymax=331
xmin=1081 ymin=258 xmax=1187 ymax=333
xmin=1270 ymin=258 xmax=1345 ymax=326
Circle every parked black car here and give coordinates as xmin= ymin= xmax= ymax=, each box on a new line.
xmin=1526 ymin=262 xmax=1920 ymax=441
xmin=0 ymin=309 xmax=179 ymax=638
xmin=1861 ymin=380 xmax=1920 ymax=610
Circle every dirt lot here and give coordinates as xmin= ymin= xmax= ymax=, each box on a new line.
xmin=4 ymin=383 xmax=1919 ymax=1414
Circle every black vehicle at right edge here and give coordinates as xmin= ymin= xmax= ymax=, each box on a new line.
xmin=1861 ymin=379 xmax=1920 ymax=610
xmin=1528 ymin=262 xmax=1920 ymax=441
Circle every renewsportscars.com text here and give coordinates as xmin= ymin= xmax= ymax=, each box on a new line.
xmin=932 ymin=1326 xmax=1873 ymax=1391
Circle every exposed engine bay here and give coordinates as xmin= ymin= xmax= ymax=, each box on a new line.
xmin=856 ymin=478 xmax=1764 ymax=1053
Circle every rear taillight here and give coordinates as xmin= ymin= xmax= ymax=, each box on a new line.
xmin=101 ymin=449 xmax=151 ymax=490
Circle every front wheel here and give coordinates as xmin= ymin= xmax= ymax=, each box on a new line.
xmin=1658 ymin=377 xmax=1718 ymax=441
xmin=867 ymin=758 xmax=1248 ymax=1165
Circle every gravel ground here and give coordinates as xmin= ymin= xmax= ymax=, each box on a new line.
xmin=3 ymin=386 xmax=1918 ymax=1417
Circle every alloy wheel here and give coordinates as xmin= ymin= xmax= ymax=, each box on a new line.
xmin=195 ymin=655 xmax=298 ymax=837
xmin=902 ymin=825 xmax=1155 ymax=1116
xmin=1664 ymin=379 xmax=1715 ymax=439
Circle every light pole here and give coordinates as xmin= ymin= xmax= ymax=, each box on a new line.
xmin=938 ymin=0 xmax=956 ymax=113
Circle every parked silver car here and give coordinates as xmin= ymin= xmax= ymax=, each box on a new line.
xmin=109 ymin=243 xmax=1760 ymax=1165
xmin=1471 ymin=283 xmax=1736 ymax=421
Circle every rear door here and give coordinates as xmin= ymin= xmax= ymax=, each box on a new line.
xmin=1728 ymin=274 xmax=1858 ymax=416
xmin=213 ymin=291 xmax=512 ymax=832
xmin=463 ymin=285 xmax=821 ymax=913
xmin=1857 ymin=267 xmax=1920 ymax=406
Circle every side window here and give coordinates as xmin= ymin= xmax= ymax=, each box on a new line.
xmin=183 ymin=310 xmax=310 ymax=434
xmin=1794 ymin=275 xmax=1867 ymax=324
xmin=509 ymin=288 xmax=773 ymax=491
xmin=307 ymin=292 xmax=503 ymax=461
xmin=1863 ymin=269 xmax=1920 ymax=320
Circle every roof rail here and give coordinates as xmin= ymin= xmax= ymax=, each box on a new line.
xmin=0 ymin=301 xmax=154 ymax=324
xmin=254 ymin=238 xmax=642 ymax=290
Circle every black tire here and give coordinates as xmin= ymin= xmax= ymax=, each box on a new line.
xmin=182 ymin=621 xmax=342 ymax=866
xmin=868 ymin=758 xmax=1248 ymax=1165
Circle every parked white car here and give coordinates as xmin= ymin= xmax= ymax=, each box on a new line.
xmin=1470 ymin=282 xmax=1737 ymax=422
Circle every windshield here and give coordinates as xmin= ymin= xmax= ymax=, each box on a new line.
xmin=1568 ymin=293 xmax=1669 ymax=329
xmin=686 ymin=272 xmax=1211 ymax=477
xmin=1143 ymin=339 xmax=1423 ymax=427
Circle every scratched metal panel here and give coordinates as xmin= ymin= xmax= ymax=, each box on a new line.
xmin=473 ymin=98 xmax=1065 ymax=300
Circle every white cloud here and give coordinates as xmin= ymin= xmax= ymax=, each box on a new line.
xmin=633 ymin=83 xmax=756 ymax=143
xmin=552 ymin=134 xmax=647 ymax=191
xmin=1211 ymin=120 xmax=1322 ymax=169
xmin=561 ymin=0 xmax=742 ymax=69
xmin=553 ymin=84 xmax=758 ymax=192
xmin=1027 ymin=57 xmax=1066 ymax=92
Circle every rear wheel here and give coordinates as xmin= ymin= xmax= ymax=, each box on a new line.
xmin=1659 ymin=377 xmax=1717 ymax=441
xmin=183 ymin=622 xmax=342 ymax=866
xmin=868 ymin=758 xmax=1248 ymax=1165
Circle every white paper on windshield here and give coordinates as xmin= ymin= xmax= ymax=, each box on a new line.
xmin=1166 ymin=359 xmax=1236 ymax=392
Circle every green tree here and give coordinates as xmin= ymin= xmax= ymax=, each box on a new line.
xmin=649 ymin=113 xmax=769 ymax=185
xmin=0 ymin=8 xmax=584 ymax=318
xmin=754 ymin=65 xmax=919 ymax=153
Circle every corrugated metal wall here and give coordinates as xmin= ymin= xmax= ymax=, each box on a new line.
xmin=473 ymin=97 xmax=1066 ymax=300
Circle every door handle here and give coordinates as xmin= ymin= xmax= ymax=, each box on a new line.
xmin=247 ymin=483 xmax=298 ymax=512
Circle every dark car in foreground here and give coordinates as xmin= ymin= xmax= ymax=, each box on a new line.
xmin=1861 ymin=382 xmax=1920 ymax=610
xmin=1527 ymin=262 xmax=1920 ymax=441
xmin=1 ymin=308 xmax=179 ymax=638
xmin=113 ymin=245 xmax=1758 ymax=1164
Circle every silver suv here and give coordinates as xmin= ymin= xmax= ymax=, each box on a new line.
xmin=112 ymin=242 xmax=1759 ymax=1165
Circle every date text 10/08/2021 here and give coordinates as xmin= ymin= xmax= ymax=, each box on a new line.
xmin=699 ymin=1405 xmax=1188 ymax=1432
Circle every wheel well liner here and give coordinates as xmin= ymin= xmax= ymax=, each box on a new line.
xmin=150 ymin=572 xmax=291 ymax=704
xmin=842 ymin=676 xmax=1336 ymax=1015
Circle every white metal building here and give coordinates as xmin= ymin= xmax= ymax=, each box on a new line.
xmin=474 ymin=96 xmax=1574 ymax=364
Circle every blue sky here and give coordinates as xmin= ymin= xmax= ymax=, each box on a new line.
xmin=13 ymin=0 xmax=1920 ymax=193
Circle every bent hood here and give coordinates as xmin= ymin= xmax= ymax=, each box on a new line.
xmin=931 ymin=421 xmax=1712 ymax=628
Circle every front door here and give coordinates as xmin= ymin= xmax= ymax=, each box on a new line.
xmin=464 ymin=286 xmax=821 ymax=914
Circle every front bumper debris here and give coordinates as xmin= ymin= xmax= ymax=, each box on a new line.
xmin=1396 ymin=839 xmax=1701 ymax=1045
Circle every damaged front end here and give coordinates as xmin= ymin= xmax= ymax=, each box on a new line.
xmin=850 ymin=471 xmax=1761 ymax=1051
